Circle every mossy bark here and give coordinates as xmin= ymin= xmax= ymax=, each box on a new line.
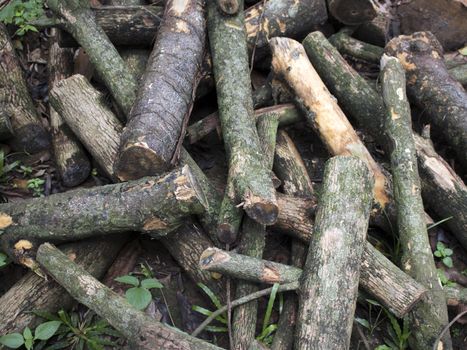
xmin=381 ymin=55 xmax=452 ymax=350
xmin=0 ymin=236 xmax=127 ymax=335
xmin=385 ymin=32 xmax=467 ymax=169
xmin=0 ymin=165 xmax=208 ymax=266
xmin=46 ymin=0 xmax=137 ymax=116
xmin=0 ymin=111 xmax=13 ymax=141
xmin=449 ymin=63 xmax=467 ymax=86
xmin=270 ymin=37 xmax=391 ymax=226
xmin=327 ymin=0 xmax=377 ymax=25
xmin=36 ymin=243 xmax=222 ymax=350
xmin=200 ymin=242 xmax=426 ymax=319
xmin=48 ymin=32 xmax=91 ymax=187
xmin=207 ymin=0 xmax=277 ymax=226
xmin=0 ymin=23 xmax=50 ymax=153
xmin=115 ymin=0 xmax=205 ymax=180
xmin=329 ymin=30 xmax=384 ymax=64
xmin=445 ymin=286 xmax=467 ymax=306
xmin=295 ymin=156 xmax=373 ymax=349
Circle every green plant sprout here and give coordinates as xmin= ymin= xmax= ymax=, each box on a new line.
xmin=18 ymin=165 xmax=32 ymax=176
xmin=0 ymin=320 xmax=61 ymax=349
xmin=437 ymin=269 xmax=456 ymax=287
xmin=114 ymin=274 xmax=163 ymax=310
xmin=192 ymin=283 xmax=228 ymax=333
xmin=434 ymin=242 xmax=454 ymax=268
xmin=27 ymin=178 xmax=44 ymax=197
xmin=0 ymin=0 xmax=44 ymax=36
xmin=256 ymin=283 xmax=280 ymax=345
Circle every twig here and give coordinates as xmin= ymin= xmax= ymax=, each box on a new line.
xmin=191 ymin=282 xmax=298 ymax=337
xmin=432 ymin=309 xmax=467 ymax=350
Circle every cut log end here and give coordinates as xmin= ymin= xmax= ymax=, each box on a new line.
xmin=243 ymin=198 xmax=279 ymax=226
xmin=115 ymin=143 xmax=169 ymax=181
xmin=217 ymin=223 xmax=238 ymax=245
xmin=199 ymin=247 xmax=229 ymax=270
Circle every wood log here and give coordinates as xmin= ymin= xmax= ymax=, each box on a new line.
xmin=0 ymin=110 xmax=13 ymax=141
xmin=115 ymin=0 xmax=205 ymax=180
xmin=381 ymin=55 xmax=451 ymax=350
xmin=445 ymin=286 xmax=467 ymax=307
xmin=329 ymin=30 xmax=384 ymax=64
xmin=449 ymin=63 xmax=467 ymax=86
xmin=295 ymin=156 xmax=373 ymax=349
xmin=36 ymin=243 xmax=222 ymax=350
xmin=396 ymin=0 xmax=467 ymax=51
xmin=46 ymin=0 xmax=138 ymax=116
xmin=0 ymin=165 xmax=208 ymax=266
xmin=217 ymin=0 xmax=239 ymax=15
xmin=303 ymin=31 xmax=467 ymax=244
xmin=327 ymin=0 xmax=377 ymax=25
xmin=0 ymin=236 xmax=127 ymax=335
xmin=48 ymin=33 xmax=91 ymax=187
xmin=353 ymin=13 xmax=390 ymax=46
xmin=232 ymin=113 xmax=279 ymax=349
xmin=270 ymin=37 xmax=392 ymax=228
xmin=200 ymin=243 xmax=426 ymax=319
xmin=385 ymin=32 xmax=467 ymax=169
xmin=0 ymin=23 xmax=50 ymax=153
xmin=208 ymin=0 xmax=277 ymax=226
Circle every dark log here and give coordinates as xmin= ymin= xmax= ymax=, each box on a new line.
xmin=396 ymin=0 xmax=467 ymax=51
xmin=0 ymin=24 xmax=50 ymax=153
xmin=295 ymin=156 xmax=373 ymax=349
xmin=217 ymin=0 xmax=239 ymax=15
xmin=0 ymin=165 xmax=208 ymax=266
xmin=50 ymin=75 xmax=122 ymax=179
xmin=0 ymin=236 xmax=127 ymax=335
xmin=329 ymin=30 xmax=384 ymax=64
xmin=36 ymin=243 xmax=222 ymax=350
xmin=231 ymin=112 xmax=279 ymax=349
xmin=354 ymin=13 xmax=390 ymax=46
xmin=327 ymin=0 xmax=377 ymax=25
xmin=0 ymin=111 xmax=13 ymax=141
xmin=200 ymin=243 xmax=426 ymax=319
xmin=270 ymin=37 xmax=391 ymax=224
xmin=115 ymin=0 xmax=205 ymax=180
xmin=48 ymin=32 xmax=91 ymax=187
xmin=381 ymin=55 xmax=451 ymax=350
xmin=46 ymin=0 xmax=138 ymax=116
xmin=385 ymin=32 xmax=467 ymax=169
xmin=208 ymin=0 xmax=277 ymax=226
xmin=414 ymin=133 xmax=467 ymax=251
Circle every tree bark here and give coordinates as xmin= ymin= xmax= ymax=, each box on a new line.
xmin=36 ymin=243 xmax=222 ymax=350
xmin=329 ymin=30 xmax=384 ymax=64
xmin=0 ymin=24 xmax=50 ymax=153
xmin=46 ymin=0 xmax=138 ymax=116
xmin=327 ymin=0 xmax=377 ymax=25
xmin=385 ymin=32 xmax=467 ymax=169
xmin=0 ymin=236 xmax=127 ymax=335
xmin=295 ymin=156 xmax=373 ymax=350
xmin=115 ymin=0 xmax=205 ymax=180
xmin=381 ymin=55 xmax=452 ymax=350
xmin=449 ymin=63 xmax=467 ymax=86
xmin=0 ymin=111 xmax=13 ymax=141
xmin=200 ymin=243 xmax=426 ymax=319
xmin=445 ymin=286 xmax=467 ymax=306
xmin=48 ymin=32 xmax=91 ymax=187
xmin=0 ymin=165 xmax=208 ymax=266
xmin=208 ymin=0 xmax=277 ymax=226
xmin=270 ymin=37 xmax=391 ymax=226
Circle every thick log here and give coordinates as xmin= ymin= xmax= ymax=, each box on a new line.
xmin=327 ymin=0 xmax=377 ymax=25
xmin=0 ymin=165 xmax=208 ymax=266
xmin=200 ymin=244 xmax=426 ymax=319
xmin=0 ymin=236 xmax=127 ymax=335
xmin=36 ymin=243 xmax=222 ymax=350
xmin=354 ymin=13 xmax=390 ymax=46
xmin=449 ymin=63 xmax=467 ymax=86
xmin=0 ymin=111 xmax=13 ymax=141
xmin=232 ymin=113 xmax=279 ymax=349
xmin=0 ymin=24 xmax=50 ymax=153
xmin=329 ymin=30 xmax=384 ymax=64
xmin=270 ymin=37 xmax=391 ymax=225
xmin=50 ymin=75 xmax=122 ymax=179
xmin=303 ymin=31 xmax=466 ymax=242
xmin=47 ymin=0 xmax=138 ymax=115
xmin=208 ymin=0 xmax=277 ymax=226
xmin=115 ymin=0 xmax=205 ymax=180
xmin=48 ymin=33 xmax=91 ymax=187
xmin=396 ymin=0 xmax=467 ymax=51
xmin=445 ymin=286 xmax=467 ymax=306
xmin=119 ymin=48 xmax=149 ymax=82
xmin=295 ymin=156 xmax=373 ymax=349
xmin=217 ymin=0 xmax=239 ymax=15
xmin=381 ymin=55 xmax=451 ymax=350
xmin=385 ymin=32 xmax=467 ymax=169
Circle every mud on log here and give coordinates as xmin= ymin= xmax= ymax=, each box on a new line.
xmin=0 ymin=237 xmax=127 ymax=335
xmin=207 ymin=0 xmax=277 ymax=226
xmin=381 ymin=55 xmax=451 ymax=350
xmin=0 ymin=165 xmax=208 ymax=266
xmin=36 ymin=243 xmax=222 ymax=350
xmin=0 ymin=23 xmax=50 ymax=153
xmin=385 ymin=32 xmax=467 ymax=170
xmin=115 ymin=0 xmax=205 ymax=180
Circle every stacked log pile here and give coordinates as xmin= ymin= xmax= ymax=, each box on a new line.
xmin=0 ymin=0 xmax=466 ymax=349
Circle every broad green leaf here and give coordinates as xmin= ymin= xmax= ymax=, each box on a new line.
xmin=442 ymin=257 xmax=453 ymax=268
xmin=436 ymin=242 xmax=445 ymax=251
xmin=34 ymin=320 xmax=61 ymax=340
xmin=141 ymin=278 xmax=163 ymax=289
xmin=0 ymin=333 xmax=24 ymax=349
xmin=24 ymin=337 xmax=33 ymax=350
xmin=444 ymin=248 xmax=453 ymax=256
xmin=126 ymin=287 xmax=152 ymax=310
xmin=23 ymin=327 xmax=33 ymax=340
xmin=115 ymin=275 xmax=139 ymax=287
xmin=355 ymin=317 xmax=370 ymax=330
xmin=433 ymin=251 xmax=442 ymax=257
